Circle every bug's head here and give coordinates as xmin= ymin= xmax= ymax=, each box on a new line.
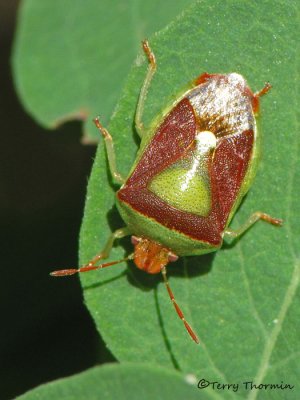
xmin=131 ymin=236 xmax=178 ymax=274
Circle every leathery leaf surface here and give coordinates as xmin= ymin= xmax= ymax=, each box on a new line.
xmin=17 ymin=363 xmax=205 ymax=400
xmin=80 ymin=1 xmax=299 ymax=398
xmin=13 ymin=0 xmax=193 ymax=142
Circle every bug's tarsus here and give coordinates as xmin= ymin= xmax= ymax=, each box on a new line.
xmin=142 ymin=40 xmax=156 ymax=68
xmin=50 ymin=256 xmax=132 ymax=277
xmin=93 ymin=116 xmax=109 ymax=138
xmin=161 ymin=266 xmax=200 ymax=344
xmin=258 ymin=212 xmax=283 ymax=226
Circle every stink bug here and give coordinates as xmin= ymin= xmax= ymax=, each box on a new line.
xmin=51 ymin=40 xmax=283 ymax=344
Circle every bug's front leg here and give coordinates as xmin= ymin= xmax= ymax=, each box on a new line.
xmin=51 ymin=227 xmax=132 ymax=276
xmin=86 ymin=227 xmax=132 ymax=265
xmin=93 ymin=117 xmax=125 ymax=185
xmin=135 ymin=40 xmax=157 ymax=137
xmin=224 ymin=211 xmax=283 ymax=240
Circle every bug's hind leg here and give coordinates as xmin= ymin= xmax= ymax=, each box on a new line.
xmin=93 ymin=117 xmax=125 ymax=185
xmin=135 ymin=40 xmax=157 ymax=137
xmin=252 ymin=82 xmax=272 ymax=114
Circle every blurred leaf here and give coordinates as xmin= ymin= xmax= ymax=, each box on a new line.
xmin=80 ymin=0 xmax=299 ymax=396
xmin=17 ymin=363 xmax=204 ymax=399
xmin=12 ymin=0 xmax=193 ymax=141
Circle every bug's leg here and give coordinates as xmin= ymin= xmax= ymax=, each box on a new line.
xmin=85 ymin=226 xmax=132 ymax=265
xmin=93 ymin=117 xmax=125 ymax=185
xmin=135 ymin=40 xmax=157 ymax=137
xmin=252 ymin=82 xmax=272 ymax=114
xmin=50 ymin=227 xmax=132 ymax=276
xmin=161 ymin=266 xmax=200 ymax=344
xmin=224 ymin=212 xmax=283 ymax=240
xmin=255 ymin=82 xmax=272 ymax=98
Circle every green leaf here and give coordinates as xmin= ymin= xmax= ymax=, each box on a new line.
xmin=16 ymin=363 xmax=205 ymax=399
xmin=12 ymin=0 xmax=193 ymax=141
xmin=80 ymin=0 xmax=300 ymax=396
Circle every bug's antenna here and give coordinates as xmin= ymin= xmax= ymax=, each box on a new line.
xmin=50 ymin=255 xmax=133 ymax=277
xmin=161 ymin=266 xmax=200 ymax=344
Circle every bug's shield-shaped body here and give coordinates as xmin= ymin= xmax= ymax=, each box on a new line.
xmin=50 ymin=41 xmax=282 ymax=345
xmin=117 ymin=73 xmax=259 ymax=258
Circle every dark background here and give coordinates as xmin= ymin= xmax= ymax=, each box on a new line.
xmin=0 ymin=2 xmax=114 ymax=398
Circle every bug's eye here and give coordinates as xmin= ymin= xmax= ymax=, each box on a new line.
xmin=131 ymin=235 xmax=141 ymax=245
xmin=168 ymin=252 xmax=179 ymax=263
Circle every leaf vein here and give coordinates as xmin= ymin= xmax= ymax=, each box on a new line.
xmin=247 ymin=259 xmax=300 ymax=400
